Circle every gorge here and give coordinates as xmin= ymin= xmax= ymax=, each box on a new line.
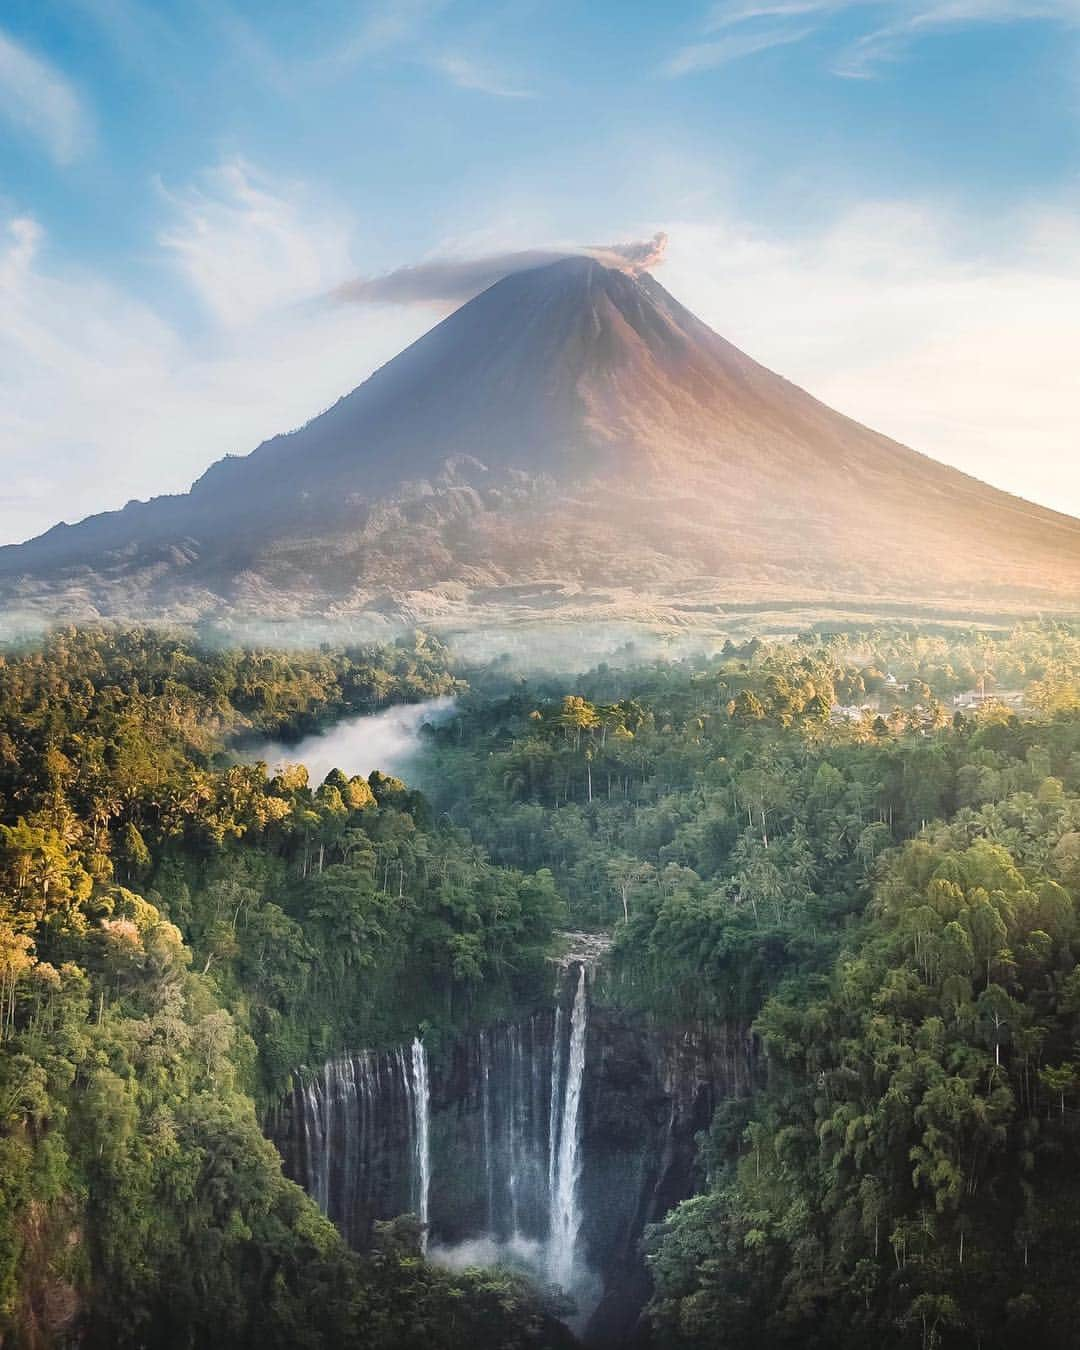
xmin=277 ymin=954 xmax=757 ymax=1345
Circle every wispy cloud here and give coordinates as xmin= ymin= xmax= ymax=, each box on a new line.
xmin=663 ymin=25 xmax=816 ymax=74
xmin=324 ymin=0 xmax=449 ymax=72
xmin=157 ymin=159 xmax=354 ymax=327
xmin=68 ymin=0 xmax=184 ymax=74
xmin=0 ymin=178 xmax=426 ymax=544
xmin=833 ymin=0 xmax=1080 ymax=76
xmin=705 ymin=0 xmax=852 ymax=24
xmin=431 ymin=53 xmax=535 ymax=97
xmin=0 ymin=28 xmax=90 ymax=164
xmin=209 ymin=0 xmax=529 ymax=101
xmin=330 ymin=3 xmax=535 ymax=98
xmin=80 ymin=0 xmax=535 ymax=102
xmin=666 ymin=0 xmax=1080 ymax=77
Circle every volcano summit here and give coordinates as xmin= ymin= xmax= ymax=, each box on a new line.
xmin=3 ymin=256 xmax=1078 ymax=630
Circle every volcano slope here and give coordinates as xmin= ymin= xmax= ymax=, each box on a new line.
xmin=2 ymin=256 xmax=1078 ymax=631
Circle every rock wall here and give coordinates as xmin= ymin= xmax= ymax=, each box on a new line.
xmin=273 ymin=966 xmax=757 ymax=1345
xmin=579 ymin=1007 xmax=756 ymax=1345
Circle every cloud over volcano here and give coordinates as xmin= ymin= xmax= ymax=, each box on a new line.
xmin=333 ymin=231 xmax=667 ymax=308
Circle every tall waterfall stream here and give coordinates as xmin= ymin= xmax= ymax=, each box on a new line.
xmin=410 ymin=1036 xmax=431 ymax=1251
xmin=549 ymin=964 xmax=588 ymax=1291
xmin=293 ymin=965 xmax=595 ymax=1312
xmin=281 ymin=959 xmax=750 ymax=1342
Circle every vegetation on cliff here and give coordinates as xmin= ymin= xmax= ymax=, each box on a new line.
xmin=417 ymin=623 xmax=1080 ymax=1347
xmin=0 ymin=627 xmax=566 ymax=1347
xmin=2 ymin=620 xmax=1080 ymax=1347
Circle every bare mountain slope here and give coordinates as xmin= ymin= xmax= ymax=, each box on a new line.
xmin=2 ymin=256 xmax=1078 ymax=627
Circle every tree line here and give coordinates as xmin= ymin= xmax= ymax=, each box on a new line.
xmin=0 ymin=626 xmax=569 ymax=1349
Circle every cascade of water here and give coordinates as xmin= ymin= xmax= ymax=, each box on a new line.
xmin=508 ymin=1023 xmax=523 ymax=1236
xmin=291 ymin=995 xmax=592 ymax=1280
xmin=346 ymin=1052 xmax=369 ymax=1246
xmin=547 ymin=1004 xmax=564 ymax=1207
xmin=530 ymin=1014 xmax=544 ymax=1193
xmin=397 ymin=1047 xmax=414 ymax=1193
xmin=341 ymin=1055 xmax=356 ymax=1235
xmin=480 ymin=1030 xmax=494 ymax=1230
xmin=320 ymin=1063 xmax=333 ymax=1216
xmin=549 ymin=964 xmax=588 ymax=1291
xmin=411 ymin=1037 xmax=431 ymax=1250
xmin=294 ymin=1042 xmax=440 ymax=1249
xmin=300 ymin=1076 xmax=323 ymax=1212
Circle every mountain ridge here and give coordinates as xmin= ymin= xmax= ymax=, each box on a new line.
xmin=3 ymin=256 xmax=1079 ymax=628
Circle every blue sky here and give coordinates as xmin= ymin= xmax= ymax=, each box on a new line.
xmin=1 ymin=0 xmax=1078 ymax=544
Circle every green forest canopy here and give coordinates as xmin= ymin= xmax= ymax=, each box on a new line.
xmin=1 ymin=621 xmax=1079 ymax=1348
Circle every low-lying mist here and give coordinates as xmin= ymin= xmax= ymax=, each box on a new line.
xmin=242 ymin=695 xmax=456 ymax=784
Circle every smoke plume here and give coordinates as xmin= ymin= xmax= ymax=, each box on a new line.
xmin=333 ymin=232 xmax=667 ymax=308
xmin=586 ymin=230 xmax=669 ymax=274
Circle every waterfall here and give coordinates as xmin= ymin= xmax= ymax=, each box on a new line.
xmin=299 ymin=1073 xmax=324 ymax=1213
xmin=549 ymin=963 xmax=588 ymax=1291
xmin=288 ymin=970 xmax=594 ymax=1297
xmin=508 ymin=1023 xmax=524 ymax=1236
xmin=398 ymin=1048 xmax=414 ymax=1191
xmin=294 ymin=1047 xmax=421 ymax=1248
xmin=548 ymin=1004 xmax=563 ymax=1206
xmin=480 ymin=1029 xmax=494 ymax=1229
xmin=530 ymin=1015 xmax=544 ymax=1179
xmin=411 ymin=1037 xmax=431 ymax=1250
xmin=280 ymin=958 xmax=734 ymax=1345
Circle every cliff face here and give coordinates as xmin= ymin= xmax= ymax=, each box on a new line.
xmin=274 ymin=971 xmax=757 ymax=1346
xmin=10 ymin=1200 xmax=83 ymax=1350
xmin=578 ymin=1008 xmax=755 ymax=1347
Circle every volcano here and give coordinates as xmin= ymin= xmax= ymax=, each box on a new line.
xmin=2 ymin=255 xmax=1079 ymax=629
